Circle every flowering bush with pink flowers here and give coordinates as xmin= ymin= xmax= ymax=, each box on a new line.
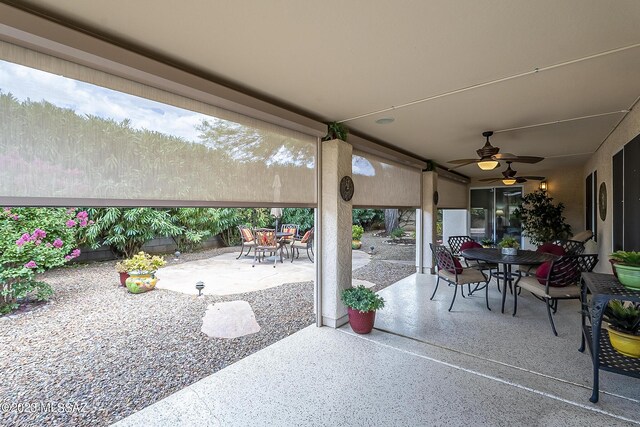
xmin=0 ymin=208 xmax=86 ymax=314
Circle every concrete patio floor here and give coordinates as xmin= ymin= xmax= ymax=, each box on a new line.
xmin=114 ymin=273 xmax=639 ymax=426
xmin=156 ymin=250 xmax=373 ymax=296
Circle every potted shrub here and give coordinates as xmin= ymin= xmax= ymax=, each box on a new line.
xmin=610 ymin=251 xmax=640 ymax=290
xmin=341 ymin=285 xmax=385 ymax=334
xmin=603 ymin=300 xmax=640 ymax=358
xmin=498 ymin=236 xmax=519 ymax=255
xmin=480 ymin=238 xmax=494 ymax=248
xmin=352 ymin=224 xmax=364 ymax=250
xmin=121 ymin=251 xmax=166 ymax=294
xmin=115 ymin=261 xmax=129 ymax=286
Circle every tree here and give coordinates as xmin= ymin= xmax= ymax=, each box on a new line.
xmin=513 ymin=190 xmax=571 ymax=246
xmin=384 ymin=209 xmax=399 ymax=234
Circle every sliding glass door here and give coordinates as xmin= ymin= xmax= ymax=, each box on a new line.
xmin=470 ymin=187 xmax=523 ymax=244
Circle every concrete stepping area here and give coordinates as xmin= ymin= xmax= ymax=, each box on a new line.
xmin=200 ymin=301 xmax=260 ymax=339
xmin=156 ymin=250 xmax=373 ymax=296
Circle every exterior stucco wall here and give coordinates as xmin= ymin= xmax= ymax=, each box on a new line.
xmin=583 ymin=106 xmax=640 ymax=273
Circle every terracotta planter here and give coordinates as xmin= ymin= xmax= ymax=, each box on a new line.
xmin=125 ymin=271 xmax=158 ymax=294
xmin=347 ymin=307 xmax=376 ymax=334
xmin=608 ymin=327 xmax=640 ymax=358
xmin=614 ymin=264 xmax=640 ymax=290
xmin=119 ymin=272 xmax=130 ymax=286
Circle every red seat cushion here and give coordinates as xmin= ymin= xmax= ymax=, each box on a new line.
xmin=536 ymin=243 xmax=565 ymax=256
xmin=460 ymin=241 xmax=482 ymax=251
xmin=535 ymin=261 xmax=552 ymax=285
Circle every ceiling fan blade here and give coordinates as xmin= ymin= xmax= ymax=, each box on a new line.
xmin=478 ymin=178 xmax=502 ymax=182
xmin=519 ymin=176 xmax=545 ymax=181
xmin=492 ymin=153 xmax=544 ymax=163
xmin=515 ymin=177 xmax=528 ymax=183
xmin=447 ymin=159 xmax=479 ymax=165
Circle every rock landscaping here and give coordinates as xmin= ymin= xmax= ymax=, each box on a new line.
xmin=0 ymin=232 xmax=415 ymax=426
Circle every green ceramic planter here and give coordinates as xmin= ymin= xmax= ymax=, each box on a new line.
xmin=125 ymin=271 xmax=158 ymax=294
xmin=614 ymin=264 xmax=640 ymax=290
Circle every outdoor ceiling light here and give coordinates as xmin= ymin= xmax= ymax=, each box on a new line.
xmin=478 ymin=159 xmax=499 ymax=170
xmin=502 ymin=178 xmax=517 ymax=185
xmin=375 ymin=117 xmax=395 ymax=125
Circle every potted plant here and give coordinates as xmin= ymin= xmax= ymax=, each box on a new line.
xmin=341 ymin=285 xmax=385 ymax=334
xmin=480 ymin=238 xmax=494 ymax=248
xmin=115 ymin=261 xmax=129 ymax=286
xmin=352 ymin=224 xmax=364 ymax=250
xmin=603 ymin=300 xmax=640 ymax=358
xmin=610 ymin=251 xmax=640 ymax=290
xmin=498 ymin=236 xmax=519 ymax=256
xmin=513 ymin=190 xmax=571 ymax=246
xmin=121 ymin=251 xmax=166 ymax=294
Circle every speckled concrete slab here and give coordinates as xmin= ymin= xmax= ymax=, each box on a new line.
xmin=156 ymin=250 xmax=373 ymax=296
xmin=114 ymin=326 xmax=637 ymax=427
xmin=200 ymin=301 xmax=260 ymax=339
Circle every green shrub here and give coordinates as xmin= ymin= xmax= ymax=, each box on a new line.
xmin=352 ymin=224 xmax=364 ymax=241
xmin=498 ymin=236 xmax=519 ymax=249
xmin=280 ymin=208 xmax=314 ymax=232
xmin=121 ymin=251 xmax=166 ymax=272
xmin=341 ymin=285 xmax=385 ymax=313
xmin=1 ymin=208 xmax=83 ymax=314
xmin=610 ymin=251 xmax=640 ymax=267
xmin=352 ymin=209 xmax=384 ymax=230
xmin=390 ymin=227 xmax=405 ymax=239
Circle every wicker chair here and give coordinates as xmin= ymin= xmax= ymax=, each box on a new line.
xmin=290 ymin=228 xmax=314 ymax=262
xmin=430 ymin=244 xmax=490 ymax=311
xmin=252 ymin=228 xmax=281 ymax=268
xmin=236 ymin=225 xmax=256 ymax=259
xmin=513 ymin=254 xmax=598 ymax=335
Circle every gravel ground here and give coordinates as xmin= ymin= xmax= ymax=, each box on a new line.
xmin=0 ymin=233 xmax=415 ymax=427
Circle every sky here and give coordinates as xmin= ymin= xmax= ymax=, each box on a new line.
xmin=0 ymin=59 xmax=210 ymax=142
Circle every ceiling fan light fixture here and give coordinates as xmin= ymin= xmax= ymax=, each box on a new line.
xmin=502 ymin=178 xmax=517 ymax=185
xmin=478 ymin=160 xmax=499 ymax=170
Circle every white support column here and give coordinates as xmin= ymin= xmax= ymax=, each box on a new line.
xmin=418 ymin=171 xmax=438 ymax=274
xmin=320 ymin=139 xmax=353 ymax=328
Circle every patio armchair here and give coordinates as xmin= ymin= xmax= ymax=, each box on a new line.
xmin=430 ymin=244 xmax=490 ymax=312
xmin=252 ymin=228 xmax=282 ymax=268
xmin=290 ymin=228 xmax=314 ymax=262
xmin=236 ymin=225 xmax=257 ymax=259
xmin=513 ymin=254 xmax=598 ymax=336
xmin=552 ymin=239 xmax=586 ymax=255
xmin=279 ymin=224 xmax=299 ymax=258
xmin=447 ymin=236 xmax=473 ymax=257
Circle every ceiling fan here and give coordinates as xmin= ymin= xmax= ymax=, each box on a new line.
xmin=478 ymin=162 xmax=545 ymax=185
xmin=447 ymin=131 xmax=544 ymax=171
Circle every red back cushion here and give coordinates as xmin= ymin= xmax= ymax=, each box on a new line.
xmin=452 ymin=257 xmax=464 ymax=274
xmin=537 ymin=243 xmax=565 ymax=256
xmin=535 ymin=261 xmax=552 ymax=285
xmin=460 ymin=241 xmax=482 ymax=251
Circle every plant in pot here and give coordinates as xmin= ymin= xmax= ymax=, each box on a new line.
xmin=115 ymin=261 xmax=129 ymax=286
xmin=341 ymin=285 xmax=385 ymax=334
xmin=513 ymin=189 xmax=571 ymax=246
xmin=480 ymin=238 xmax=494 ymax=248
xmin=609 ymin=251 xmax=640 ymax=290
xmin=121 ymin=251 xmax=166 ymax=294
xmin=498 ymin=236 xmax=519 ymax=255
xmin=603 ymin=300 xmax=640 ymax=358
xmin=352 ymin=224 xmax=364 ymax=250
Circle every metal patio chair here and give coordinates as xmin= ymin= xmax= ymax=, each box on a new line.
xmin=430 ymin=244 xmax=490 ymax=312
xmin=252 ymin=228 xmax=281 ymax=268
xmin=291 ymin=228 xmax=314 ymax=262
xmin=237 ymin=225 xmax=256 ymax=259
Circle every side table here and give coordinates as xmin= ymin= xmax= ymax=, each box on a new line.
xmin=579 ymin=272 xmax=640 ymax=403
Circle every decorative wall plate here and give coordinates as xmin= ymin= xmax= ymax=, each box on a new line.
xmin=340 ymin=176 xmax=354 ymax=201
xmin=598 ymin=182 xmax=607 ymax=221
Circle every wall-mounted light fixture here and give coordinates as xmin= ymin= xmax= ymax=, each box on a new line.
xmin=539 ymin=180 xmax=548 ymax=191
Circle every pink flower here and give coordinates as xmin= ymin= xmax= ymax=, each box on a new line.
xmin=34 ymin=239 xmax=42 ymax=246
xmin=53 ymin=238 xmax=64 ymax=248
xmin=45 ymin=243 xmax=53 ymax=248
xmin=11 ymin=214 xmax=19 ymax=220
xmin=66 ymin=219 xmax=76 ymax=228
xmin=71 ymin=248 xmax=81 ymax=258
xmin=89 ymin=220 xmax=94 ymax=225
xmin=79 ymin=219 xmax=88 ymax=227
xmin=24 ymin=260 xmax=37 ymax=269
xmin=16 ymin=238 xmax=26 ymax=247
xmin=66 ymin=208 xmax=75 ymax=215
xmin=32 ymin=228 xmax=47 ymax=239
xmin=76 ymin=211 xmax=88 ymax=220
xmin=65 ymin=255 xmax=72 ymax=261
xmin=21 ymin=232 xmax=30 ymax=241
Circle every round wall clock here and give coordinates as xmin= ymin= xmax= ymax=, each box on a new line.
xmin=340 ymin=176 xmax=354 ymax=201
xmin=598 ymin=182 xmax=607 ymax=221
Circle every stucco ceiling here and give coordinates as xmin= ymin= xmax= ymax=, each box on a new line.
xmin=11 ymin=0 xmax=640 ymax=177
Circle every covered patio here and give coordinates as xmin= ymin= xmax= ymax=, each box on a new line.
xmin=1 ymin=1 xmax=640 ymax=426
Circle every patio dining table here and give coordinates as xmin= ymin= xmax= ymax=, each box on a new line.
xmin=461 ymin=248 xmax=558 ymax=314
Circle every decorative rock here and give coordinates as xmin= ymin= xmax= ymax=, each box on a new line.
xmin=201 ymin=301 xmax=261 ymax=339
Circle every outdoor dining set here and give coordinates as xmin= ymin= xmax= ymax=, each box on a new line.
xmin=430 ymin=231 xmax=597 ymax=336
xmin=236 ymin=224 xmax=314 ymax=268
